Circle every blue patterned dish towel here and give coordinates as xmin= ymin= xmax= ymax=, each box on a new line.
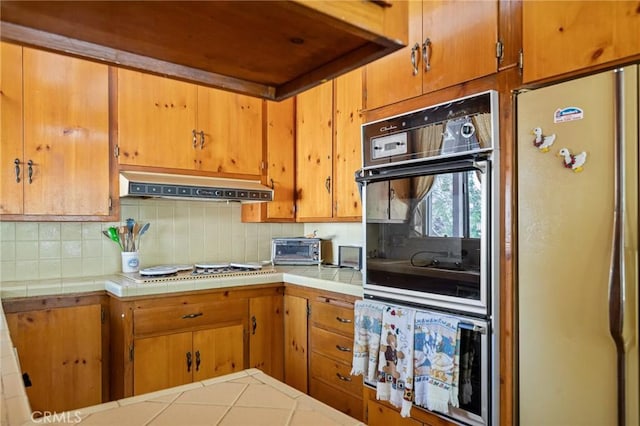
xmin=350 ymin=300 xmax=384 ymax=382
xmin=413 ymin=311 xmax=461 ymax=413
xmin=376 ymin=305 xmax=416 ymax=417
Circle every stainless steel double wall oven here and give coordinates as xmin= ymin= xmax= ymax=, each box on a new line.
xmin=357 ymin=91 xmax=500 ymax=426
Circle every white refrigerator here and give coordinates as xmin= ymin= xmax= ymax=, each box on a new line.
xmin=517 ymin=65 xmax=638 ymax=425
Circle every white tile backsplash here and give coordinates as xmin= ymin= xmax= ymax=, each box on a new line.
xmin=1 ymin=199 xmax=305 ymax=281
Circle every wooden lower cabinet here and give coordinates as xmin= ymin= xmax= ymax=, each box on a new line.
xmin=133 ymin=325 xmax=244 ymax=395
xmin=3 ymin=294 xmax=108 ymax=414
xmin=309 ymin=294 xmax=363 ymax=421
xmin=364 ymin=387 xmax=456 ymax=426
xmin=249 ymin=294 xmax=284 ymax=380
xmin=367 ymin=398 xmax=423 ymax=426
xmin=283 ymin=293 xmax=309 ymax=393
xmin=110 ymin=285 xmax=285 ymax=399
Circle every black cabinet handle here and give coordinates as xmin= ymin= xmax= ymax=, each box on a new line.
xmin=195 ymin=350 xmax=201 ymax=372
xmin=192 ymin=129 xmax=197 ymax=148
xmin=186 ymin=351 xmax=192 ymax=372
xmin=14 ymin=159 xmax=21 ymax=183
xmin=199 ymin=130 xmax=205 ymax=149
xmin=325 ymin=176 xmax=331 ymax=193
xmin=27 ymin=160 xmax=33 ymax=184
xmin=335 ymin=316 xmax=352 ymax=324
xmin=251 ymin=315 xmax=257 ymax=335
xmin=182 ymin=312 xmax=203 ymax=319
xmin=336 ymin=344 xmax=352 ymax=352
xmin=336 ymin=373 xmax=352 ymax=382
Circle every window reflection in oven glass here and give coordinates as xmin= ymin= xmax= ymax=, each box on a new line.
xmin=365 ymin=167 xmax=485 ymax=302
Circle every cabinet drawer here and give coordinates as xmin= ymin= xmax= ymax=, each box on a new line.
xmin=133 ymin=298 xmax=247 ymax=336
xmin=310 ymin=299 xmax=355 ymax=336
xmin=310 ymin=378 xmax=363 ymax=421
xmin=311 ymin=326 xmax=353 ymax=364
xmin=310 ymin=352 xmax=362 ymax=397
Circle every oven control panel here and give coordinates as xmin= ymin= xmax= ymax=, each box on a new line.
xmin=371 ymin=133 xmax=408 ymax=160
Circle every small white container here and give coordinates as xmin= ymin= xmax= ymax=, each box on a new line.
xmin=121 ymin=251 xmax=140 ymax=273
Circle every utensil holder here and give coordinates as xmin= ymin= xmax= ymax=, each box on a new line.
xmin=121 ymin=251 xmax=140 ymax=273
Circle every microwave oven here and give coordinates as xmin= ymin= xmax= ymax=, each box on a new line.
xmin=271 ymin=237 xmax=321 ymax=265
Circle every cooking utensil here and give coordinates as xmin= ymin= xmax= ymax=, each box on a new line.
xmin=136 ymin=222 xmax=150 ymax=251
xmin=107 ymin=227 xmax=123 ymax=250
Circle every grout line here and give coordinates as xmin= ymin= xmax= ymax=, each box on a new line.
xmin=214 ymin=382 xmax=249 ymax=425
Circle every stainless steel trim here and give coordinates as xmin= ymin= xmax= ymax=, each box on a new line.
xmin=609 ymin=67 xmax=626 ymax=426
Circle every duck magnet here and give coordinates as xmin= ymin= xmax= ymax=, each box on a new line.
xmin=532 ymin=127 xmax=556 ymax=152
xmin=558 ymin=148 xmax=587 ymax=172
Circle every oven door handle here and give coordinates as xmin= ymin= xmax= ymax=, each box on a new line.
xmin=356 ymin=158 xmax=485 ymax=184
xmin=459 ymin=322 xmax=487 ymax=334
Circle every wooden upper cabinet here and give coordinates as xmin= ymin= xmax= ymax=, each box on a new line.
xmin=296 ymin=80 xmax=334 ymax=220
xmin=333 ymin=70 xmax=363 ymax=220
xmin=1 ymin=43 xmax=113 ymax=219
xmin=296 ymin=69 xmax=363 ymax=222
xmin=117 ymin=69 xmax=197 ymax=170
xmin=197 ymin=88 xmax=263 ymax=176
xmin=0 ymin=42 xmax=24 ymax=215
xmin=242 ymin=98 xmax=296 ymax=223
xmin=522 ymin=1 xmax=640 ymax=83
xmin=365 ymin=0 xmax=499 ymax=110
xmin=117 ymin=69 xmax=263 ymax=178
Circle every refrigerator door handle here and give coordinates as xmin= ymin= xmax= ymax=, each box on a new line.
xmin=608 ymin=67 xmax=626 ymax=426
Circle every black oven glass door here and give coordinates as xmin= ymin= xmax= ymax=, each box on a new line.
xmin=275 ymin=244 xmax=310 ymax=258
xmin=364 ymin=161 xmax=490 ymax=313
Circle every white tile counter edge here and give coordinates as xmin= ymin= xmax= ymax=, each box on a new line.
xmin=0 ymin=266 xmax=363 ymax=425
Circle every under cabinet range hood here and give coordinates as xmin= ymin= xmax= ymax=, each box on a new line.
xmin=0 ymin=1 xmax=407 ymax=101
xmin=119 ymin=171 xmax=273 ymax=203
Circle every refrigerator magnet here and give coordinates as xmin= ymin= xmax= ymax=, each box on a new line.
xmin=532 ymin=127 xmax=556 ymax=152
xmin=554 ymin=106 xmax=584 ymax=123
xmin=558 ymin=148 xmax=587 ymax=172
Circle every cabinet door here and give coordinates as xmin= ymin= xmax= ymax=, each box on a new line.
xmin=365 ymin=0 xmax=421 ymax=110
xmin=133 ymin=332 xmax=192 ymax=395
xmin=296 ymin=81 xmax=334 ymax=220
xmin=421 ymin=0 xmax=498 ymax=94
xmin=0 ymin=42 xmax=23 ymax=215
xmin=334 ymin=69 xmax=363 ymax=219
xmin=192 ymin=324 xmax=245 ymax=381
xmin=197 ymin=87 xmax=263 ymax=176
xmin=284 ymin=294 xmax=308 ymax=392
xmin=249 ymin=295 xmax=284 ymax=380
xmin=266 ymin=98 xmax=296 ymax=220
xmin=241 ymin=98 xmax=296 ymax=222
xmin=23 ymin=48 xmax=111 ymax=216
xmin=7 ymin=304 xmax=103 ymax=413
xmin=117 ymin=69 xmax=197 ymax=169
xmin=523 ymin=1 xmax=640 ymax=83
xmin=367 ymin=399 xmax=423 ymax=426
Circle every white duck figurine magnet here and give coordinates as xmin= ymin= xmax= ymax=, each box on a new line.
xmin=532 ymin=127 xmax=556 ymax=152
xmin=558 ymin=148 xmax=587 ymax=172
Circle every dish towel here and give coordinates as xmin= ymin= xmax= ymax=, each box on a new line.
xmin=350 ymin=300 xmax=384 ymax=382
xmin=413 ymin=311 xmax=461 ymax=413
xmin=376 ymin=305 xmax=416 ymax=417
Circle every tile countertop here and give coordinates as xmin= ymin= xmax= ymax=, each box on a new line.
xmin=0 ymin=265 xmax=363 ymax=299
xmin=0 ymin=266 xmax=363 ymax=425
xmin=29 ymin=369 xmax=364 ymax=426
